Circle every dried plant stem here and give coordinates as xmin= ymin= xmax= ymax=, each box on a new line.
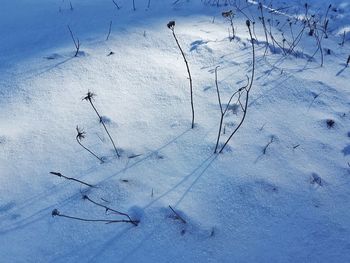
xmin=112 ymin=0 xmax=120 ymax=9
xmin=262 ymin=136 xmax=274 ymax=154
xmin=52 ymin=209 xmax=136 ymax=225
xmin=259 ymin=3 xmax=269 ymax=57
xmin=169 ymin=205 xmax=186 ymax=224
xmin=86 ymin=95 xmax=120 ymax=158
xmin=219 ymin=20 xmax=255 ymax=153
xmin=76 ymin=135 xmax=104 ymax=163
xmin=83 ymin=195 xmax=138 ymax=226
xmin=169 ymin=23 xmax=195 ymax=129
xmin=106 ymin=21 xmax=112 ymax=41
xmin=67 ymin=25 xmax=80 ymax=57
xmin=50 ymin=172 xmax=95 ymax=188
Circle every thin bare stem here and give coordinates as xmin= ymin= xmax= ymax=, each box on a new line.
xmin=112 ymin=0 xmax=120 ymax=9
xmin=259 ymin=3 xmax=269 ymax=57
xmin=219 ymin=20 xmax=255 ymax=153
xmin=52 ymin=209 xmax=137 ymax=225
xmin=169 ymin=205 xmax=186 ymax=224
xmin=168 ymin=22 xmax=195 ymax=129
xmin=50 ymin=172 xmax=95 ymax=188
xmin=83 ymin=92 xmax=120 ymax=158
xmin=82 ymin=195 xmax=138 ymax=226
xmin=67 ymin=25 xmax=80 ymax=57
xmin=222 ymin=10 xmax=235 ymax=41
xmin=76 ymin=126 xmax=104 ymax=163
xmin=262 ymin=136 xmax=274 ymax=154
xmin=106 ymin=21 xmax=112 ymax=41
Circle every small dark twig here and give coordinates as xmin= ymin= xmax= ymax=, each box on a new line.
xmin=50 ymin=172 xmax=95 ymax=188
xmin=262 ymin=136 xmax=274 ymax=154
xmin=82 ymin=195 xmax=139 ymax=226
xmin=67 ymin=25 xmax=80 ymax=57
xmin=52 ymin=209 xmax=136 ymax=225
xmin=112 ymin=0 xmax=120 ymax=9
xmin=106 ymin=21 xmax=112 ymax=41
xmin=169 ymin=205 xmax=186 ymax=224
xmin=339 ymin=31 xmax=346 ymax=46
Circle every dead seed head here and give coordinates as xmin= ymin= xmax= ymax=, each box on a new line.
xmin=76 ymin=126 xmax=86 ymax=140
xmin=167 ymin=21 xmax=175 ymax=30
xmin=222 ymin=10 xmax=233 ymax=18
xmin=52 ymin=209 xmax=60 ymax=217
xmin=83 ymin=91 xmax=96 ymax=101
xmin=246 ymin=20 xmax=251 ymax=27
xmin=326 ymin=119 xmax=335 ymax=128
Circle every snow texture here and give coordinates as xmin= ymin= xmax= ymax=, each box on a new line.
xmin=0 ymin=0 xmax=349 ymax=262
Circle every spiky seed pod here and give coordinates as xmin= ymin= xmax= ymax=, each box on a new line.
xmin=167 ymin=21 xmax=175 ymax=29
xmin=52 ymin=209 xmax=60 ymax=217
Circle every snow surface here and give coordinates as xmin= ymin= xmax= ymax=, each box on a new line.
xmin=0 ymin=0 xmax=349 ymax=262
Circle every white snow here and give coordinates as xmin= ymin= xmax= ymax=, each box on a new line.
xmin=0 ymin=0 xmax=349 ymax=262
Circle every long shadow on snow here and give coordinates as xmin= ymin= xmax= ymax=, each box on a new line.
xmin=84 ymin=153 xmax=218 ymax=262
xmin=0 ymin=129 xmax=191 ymax=232
xmin=97 ymin=128 xmax=192 ymax=184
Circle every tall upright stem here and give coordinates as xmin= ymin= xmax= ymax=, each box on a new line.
xmin=219 ymin=21 xmax=255 ymax=153
xmin=171 ymin=28 xmax=195 ymax=129
xmin=89 ymin=99 xmax=120 ymax=158
xmin=214 ymin=66 xmax=224 ymax=153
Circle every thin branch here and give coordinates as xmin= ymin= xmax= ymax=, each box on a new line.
xmin=82 ymin=195 xmax=138 ymax=226
xmin=219 ymin=20 xmax=255 ymax=153
xmin=259 ymin=3 xmax=269 ymax=57
xmin=169 ymin=205 xmax=186 ymax=224
xmin=112 ymin=0 xmax=120 ymax=9
xmin=50 ymin=172 xmax=95 ymax=188
xmin=67 ymin=25 xmax=80 ymax=57
xmin=262 ymin=136 xmax=274 ymax=154
xmin=106 ymin=21 xmax=112 ymax=41
xmin=215 ymin=66 xmax=223 ymax=115
xmin=52 ymin=209 xmax=136 ymax=225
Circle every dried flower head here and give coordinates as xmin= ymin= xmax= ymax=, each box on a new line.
xmin=222 ymin=10 xmax=233 ymax=18
xmin=246 ymin=20 xmax=251 ymax=27
xmin=76 ymin=126 xmax=86 ymax=140
xmin=83 ymin=91 xmax=96 ymax=102
xmin=167 ymin=21 xmax=175 ymax=30
xmin=52 ymin=209 xmax=60 ymax=217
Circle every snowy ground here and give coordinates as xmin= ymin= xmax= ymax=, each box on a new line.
xmin=0 ymin=0 xmax=350 ymax=262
